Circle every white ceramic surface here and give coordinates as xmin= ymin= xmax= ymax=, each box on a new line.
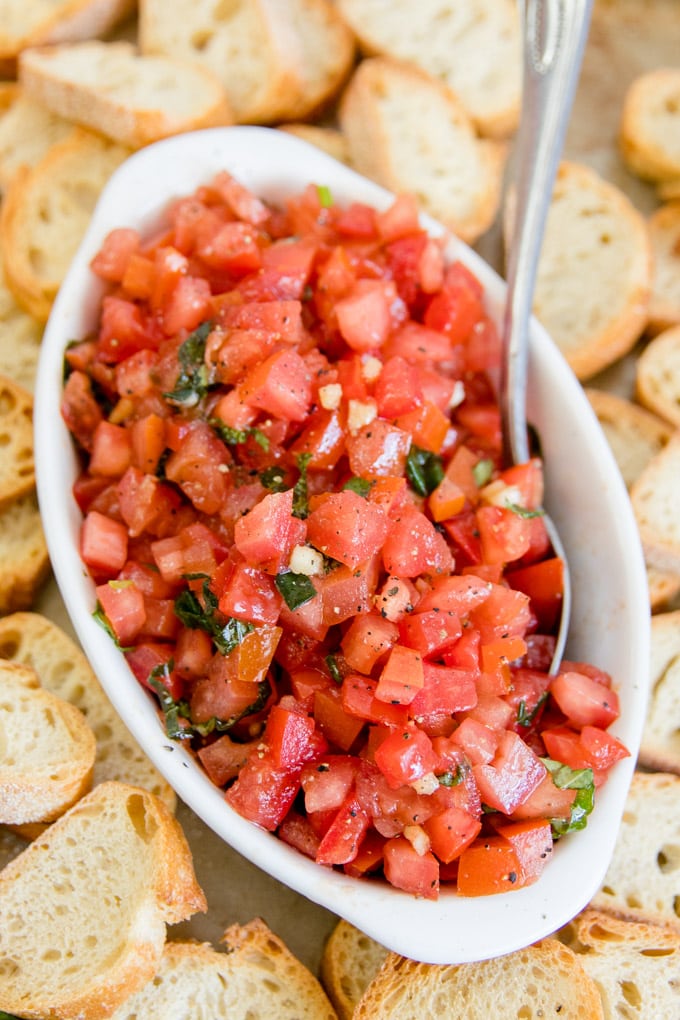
xmin=35 ymin=126 xmax=650 ymax=965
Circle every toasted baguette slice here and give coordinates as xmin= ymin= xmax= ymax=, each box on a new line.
xmin=111 ymin=918 xmax=337 ymax=1019
xmin=559 ymin=909 xmax=680 ymax=1020
xmin=0 ymin=129 xmax=131 ymax=321
xmin=353 ymin=939 xmax=604 ymax=1019
xmin=0 ymin=611 xmax=176 ymax=811
xmin=646 ymin=202 xmax=680 ymax=335
xmin=658 ymin=177 xmax=680 ymax=202
xmin=585 ymin=387 xmax=673 ymax=489
xmin=0 ymin=245 xmax=43 ymax=392
xmin=320 ymin=920 xmax=388 ymax=1020
xmin=278 ymin=123 xmax=352 ymax=165
xmin=336 ymin=0 xmax=521 ymax=139
xmin=647 ymin=566 xmax=680 ymax=613
xmin=630 ymin=431 xmax=680 ymax=573
xmin=636 ymin=325 xmax=680 ymax=428
xmin=591 ymin=771 xmax=680 ymax=929
xmin=0 ymin=781 xmax=206 ymax=1020
xmin=0 ymin=0 xmax=135 ymax=67
xmin=0 ymin=661 xmax=95 ymax=825
xmin=140 ymin=0 xmax=355 ymax=125
xmin=0 ymin=85 xmax=75 ymax=192
xmin=0 ymin=374 xmax=34 ymax=507
xmin=639 ymin=610 xmax=680 ymax=772
xmin=0 ymin=824 xmax=27 ymax=871
xmin=620 ymin=68 xmax=680 ymax=183
xmin=339 ymin=57 xmax=506 ymax=244
xmin=19 ymin=41 xmax=234 ymax=149
xmin=0 ymin=493 xmax=49 ymax=614
xmin=506 ymin=161 xmax=651 ymax=380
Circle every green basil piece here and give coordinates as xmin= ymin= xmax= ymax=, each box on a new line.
xmin=506 ymin=503 xmax=545 ymax=519
xmin=405 ymin=445 xmax=445 ymax=496
xmin=292 ymin=452 xmax=313 ymax=519
xmin=260 ymin=465 xmax=289 ymax=492
xmin=325 ymin=653 xmax=343 ymax=685
xmin=275 ymin=570 xmax=317 ymax=611
xmin=516 ymin=692 xmax=548 ymax=728
xmin=342 ymin=477 xmax=374 ymax=499
xmin=317 ymin=184 xmax=333 ymax=208
xmin=472 ymin=457 xmax=494 ymax=487
xmin=437 ymin=767 xmax=464 ymax=787
xmin=210 ymin=419 xmax=270 ymax=451
xmin=173 ymin=580 xmax=254 ymax=656
xmin=92 ymin=602 xmax=133 ymax=653
xmin=163 ymin=320 xmax=212 ymax=407
xmin=542 ymin=757 xmax=596 ymax=837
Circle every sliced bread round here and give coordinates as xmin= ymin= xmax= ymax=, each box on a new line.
xmin=320 ymin=919 xmax=389 ymax=1020
xmin=0 ymin=493 xmax=49 ymax=614
xmin=0 ymin=128 xmax=131 ymax=321
xmin=0 ymin=245 xmax=43 ymax=391
xmin=339 ymin=57 xmax=506 ymax=244
xmin=639 ymin=610 xmax=680 ymax=773
xmin=335 ymin=0 xmax=521 ymax=138
xmin=278 ymin=123 xmax=352 ymax=166
xmin=620 ymin=68 xmax=680 ymax=183
xmin=646 ymin=202 xmax=680 ymax=335
xmin=0 ymin=660 xmax=96 ymax=825
xmin=0 ymin=0 xmax=135 ymax=66
xmin=352 ymin=939 xmax=604 ymax=1019
xmin=0 ymin=374 xmax=35 ymax=508
xmin=647 ymin=566 xmax=680 ymax=614
xmin=559 ymin=908 xmax=680 ymax=1020
xmin=0 ymin=611 xmax=176 ymax=811
xmin=111 ymin=919 xmax=337 ymax=1019
xmin=506 ymin=161 xmax=652 ymax=380
xmin=585 ymin=387 xmax=673 ymax=489
xmin=0 ymin=85 xmax=75 ymax=193
xmin=0 ymin=781 xmax=206 ymax=1020
xmin=19 ymin=40 xmax=234 ymax=149
xmin=636 ymin=325 xmax=680 ymax=428
xmin=630 ymin=430 xmax=680 ymax=573
xmin=139 ymin=0 xmax=355 ymax=125
xmin=591 ymin=771 xmax=680 ymax=930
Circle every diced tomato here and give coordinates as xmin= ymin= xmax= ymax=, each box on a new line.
xmin=382 ymin=509 xmax=452 ymax=578
xmin=307 ymin=491 xmax=389 ymax=569
xmin=398 ymin=608 xmax=462 ymax=658
xmin=234 ymin=489 xmax=306 ymax=574
xmin=374 ymin=726 xmax=437 ymax=789
xmin=316 ymin=792 xmax=370 ymax=865
xmin=341 ymin=613 xmax=399 ymax=673
xmin=197 ymin=734 xmax=256 ymax=787
xmin=313 ymin=687 xmax=366 ymax=752
xmin=241 ymin=348 xmax=312 ymax=422
xmin=457 ymin=836 xmax=524 ymax=896
xmin=425 ymin=806 xmax=481 ymax=864
xmin=95 ymin=580 xmax=146 ymax=646
xmin=476 ymin=505 xmax=533 ymax=565
xmin=346 ymin=419 xmax=412 ymax=479
xmin=80 ymin=510 xmax=128 ymax=575
xmin=374 ymin=356 xmax=423 ymax=418
xmin=473 ymin=730 xmax=547 ymax=813
xmin=375 ymin=644 xmax=425 ymax=705
xmin=217 ymin=562 xmax=283 ymax=625
xmin=550 ymin=670 xmax=620 ymax=729
xmin=383 ymin=837 xmax=439 ymax=900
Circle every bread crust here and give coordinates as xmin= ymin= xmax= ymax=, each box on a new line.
xmin=0 ymin=129 xmax=131 ymax=321
xmin=0 ymin=0 xmax=136 ymax=63
xmin=19 ymin=41 xmax=234 ymax=149
xmin=0 ymin=373 xmax=35 ymax=508
xmin=0 ymin=493 xmax=49 ymax=614
xmin=636 ymin=325 xmax=680 ymax=428
xmin=0 ymin=781 xmax=206 ymax=1020
xmin=631 ymin=431 xmax=680 ymax=573
xmin=339 ymin=57 xmax=506 ymax=244
xmin=352 ymin=939 xmax=604 ymax=1018
xmin=646 ymin=202 xmax=680 ymax=335
xmin=639 ymin=610 xmax=680 ymax=773
xmin=620 ymin=68 xmax=680 ymax=182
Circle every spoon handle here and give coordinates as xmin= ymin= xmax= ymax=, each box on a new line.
xmin=501 ymin=0 xmax=593 ymax=466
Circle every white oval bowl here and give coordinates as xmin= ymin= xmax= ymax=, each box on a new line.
xmin=35 ymin=126 xmax=650 ymax=965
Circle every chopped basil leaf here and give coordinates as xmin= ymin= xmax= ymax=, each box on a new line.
xmin=506 ymin=503 xmax=545 ymax=519
xmin=325 ymin=653 xmax=343 ymax=685
xmin=438 ymin=767 xmax=464 ymax=787
xmin=343 ymin=477 xmax=374 ymax=498
xmin=472 ymin=457 xmax=494 ymax=487
xmin=317 ymin=184 xmax=333 ymax=208
xmin=149 ymin=661 xmax=270 ymax=741
xmin=173 ymin=580 xmax=254 ymax=656
xmin=275 ymin=570 xmax=317 ymax=611
xmin=163 ymin=320 xmax=212 ymax=407
xmin=260 ymin=465 xmax=288 ymax=492
xmin=516 ymin=692 xmax=548 ymax=727
xmin=405 ymin=445 xmax=445 ymax=496
xmin=210 ymin=419 xmax=270 ymax=451
xmin=0 ymin=1011 xmax=22 ymax=1019
xmin=542 ymin=757 xmax=596 ymax=837
xmin=292 ymin=452 xmax=312 ymax=519
xmin=92 ymin=602 xmax=133 ymax=652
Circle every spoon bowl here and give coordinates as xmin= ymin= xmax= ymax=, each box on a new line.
xmin=35 ymin=125 xmax=649 ymax=964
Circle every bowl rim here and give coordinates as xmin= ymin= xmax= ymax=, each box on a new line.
xmin=35 ymin=125 xmax=650 ymax=964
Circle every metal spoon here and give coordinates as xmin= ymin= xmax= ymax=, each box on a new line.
xmin=500 ymin=0 xmax=593 ymax=673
